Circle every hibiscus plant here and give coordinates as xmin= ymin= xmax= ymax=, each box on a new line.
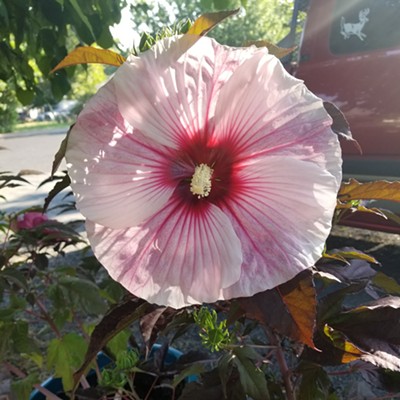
xmin=2 ymin=10 xmax=400 ymax=400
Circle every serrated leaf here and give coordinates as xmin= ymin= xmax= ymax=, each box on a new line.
xmin=239 ymin=270 xmax=317 ymax=349
xmin=59 ymin=276 xmax=107 ymax=315
xmin=51 ymin=46 xmax=125 ymax=73
xmin=47 ymin=333 xmax=87 ymax=391
xmin=11 ymin=374 xmax=39 ymax=400
xmin=187 ymin=9 xmax=239 ymax=36
xmin=331 ymin=297 xmax=400 ymax=370
xmin=339 ymin=179 xmax=400 ymax=202
xmin=12 ymin=321 xmax=39 ymax=354
xmin=106 ymin=329 xmax=130 ymax=358
xmin=244 ymin=40 xmax=296 ymax=59
xmin=233 ymin=346 xmax=269 ymax=400
xmin=73 ymin=297 xmax=154 ymax=389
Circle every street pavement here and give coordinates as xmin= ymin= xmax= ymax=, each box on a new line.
xmin=0 ymin=128 xmax=83 ymax=223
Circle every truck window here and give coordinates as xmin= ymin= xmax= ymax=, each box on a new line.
xmin=330 ymin=0 xmax=400 ymax=54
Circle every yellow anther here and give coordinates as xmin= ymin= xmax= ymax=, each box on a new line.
xmin=190 ymin=163 xmax=214 ymax=198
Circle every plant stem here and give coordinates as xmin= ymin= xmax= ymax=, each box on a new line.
xmin=263 ymin=327 xmax=296 ymax=400
xmin=35 ymin=297 xmax=62 ymax=338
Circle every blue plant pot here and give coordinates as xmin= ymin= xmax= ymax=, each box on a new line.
xmin=30 ymin=344 xmax=190 ymax=400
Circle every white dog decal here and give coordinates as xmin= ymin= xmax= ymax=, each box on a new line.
xmin=340 ymin=8 xmax=370 ymax=41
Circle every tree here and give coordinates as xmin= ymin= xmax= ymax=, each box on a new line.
xmin=128 ymin=0 xmax=294 ymax=47
xmin=0 ymin=81 xmax=18 ymax=133
xmin=0 ymin=0 xmax=126 ymax=105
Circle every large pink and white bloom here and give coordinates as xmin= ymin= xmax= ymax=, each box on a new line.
xmin=66 ymin=35 xmax=342 ymax=308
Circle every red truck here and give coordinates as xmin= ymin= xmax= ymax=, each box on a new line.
xmin=283 ymin=0 xmax=400 ymax=232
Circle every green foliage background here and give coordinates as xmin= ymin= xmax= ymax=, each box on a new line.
xmin=0 ymin=0 xmax=126 ymax=106
xmin=129 ymin=0 xmax=294 ymax=46
xmin=0 ymin=0 xmax=298 ymax=133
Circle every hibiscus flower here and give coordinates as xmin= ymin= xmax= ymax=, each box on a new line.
xmin=15 ymin=211 xmax=49 ymax=231
xmin=66 ymin=35 xmax=342 ymax=308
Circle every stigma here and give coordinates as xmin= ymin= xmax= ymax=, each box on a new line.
xmin=190 ymin=163 xmax=214 ymax=198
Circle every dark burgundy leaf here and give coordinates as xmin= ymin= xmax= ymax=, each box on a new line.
xmin=239 ymin=270 xmax=317 ymax=348
xmin=73 ymin=297 xmax=156 ymax=389
xmin=323 ymin=101 xmax=352 ymax=141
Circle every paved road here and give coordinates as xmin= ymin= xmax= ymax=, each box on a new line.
xmin=0 ymin=128 xmax=82 ymax=222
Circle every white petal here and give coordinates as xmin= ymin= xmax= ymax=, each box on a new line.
xmin=214 ymin=50 xmax=334 ymax=160
xmin=114 ymin=36 xmax=258 ymax=148
xmin=87 ymin=199 xmax=242 ymax=308
xmin=221 ymin=155 xmax=340 ymax=299
xmin=66 ymin=81 xmax=174 ymax=229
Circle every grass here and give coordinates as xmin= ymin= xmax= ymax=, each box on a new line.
xmin=10 ymin=120 xmax=70 ymax=133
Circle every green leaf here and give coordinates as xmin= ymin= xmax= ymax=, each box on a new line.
xmin=106 ymin=329 xmax=130 ymax=358
xmin=50 ymin=71 xmax=71 ymax=100
xmin=212 ymin=0 xmax=236 ymax=10
xmin=12 ymin=321 xmax=39 ymax=354
xmin=66 ymin=0 xmax=95 ymax=41
xmin=0 ymin=268 xmax=28 ymax=290
xmin=47 ymin=333 xmax=88 ymax=392
xmin=11 ymin=374 xmax=39 ymax=400
xmin=58 ymin=276 xmax=107 ymax=315
xmin=15 ymin=87 xmax=34 ymax=105
xmin=232 ymin=346 xmax=269 ymax=400
xmin=0 ymin=321 xmax=13 ymax=358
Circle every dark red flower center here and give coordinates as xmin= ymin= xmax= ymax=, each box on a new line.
xmin=170 ymin=135 xmax=238 ymax=206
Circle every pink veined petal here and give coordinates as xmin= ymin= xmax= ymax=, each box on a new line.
xmin=213 ymin=49 xmax=334 ymax=161
xmin=221 ymin=155 xmax=340 ymax=299
xmin=114 ymin=35 xmax=259 ymax=149
xmin=66 ymin=81 xmax=174 ymax=229
xmin=86 ymin=199 xmax=243 ymax=308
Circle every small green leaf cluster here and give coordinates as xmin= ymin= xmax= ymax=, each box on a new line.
xmin=100 ymin=349 xmax=140 ymax=390
xmin=193 ymin=307 xmax=233 ymax=352
xmin=133 ymin=19 xmax=193 ymax=55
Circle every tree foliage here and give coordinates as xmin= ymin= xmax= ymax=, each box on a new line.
xmin=0 ymin=0 xmax=126 ymax=105
xmin=128 ymin=0 xmax=294 ymax=46
xmin=0 ymin=81 xmax=18 ymax=133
